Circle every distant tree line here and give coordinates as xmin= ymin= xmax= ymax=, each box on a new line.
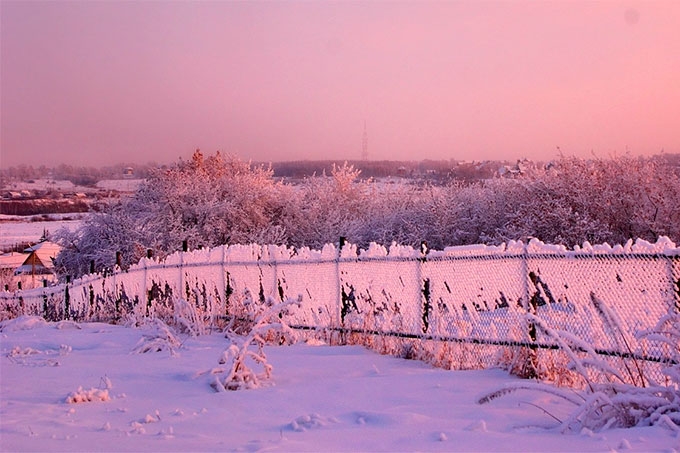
xmin=54 ymin=150 xmax=680 ymax=279
xmin=0 ymin=163 xmax=160 ymax=187
xmin=2 ymin=157 xmax=507 ymax=189
xmin=267 ymin=159 xmax=499 ymax=182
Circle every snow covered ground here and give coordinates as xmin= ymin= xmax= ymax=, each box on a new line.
xmin=1 ymin=318 xmax=678 ymax=452
xmin=0 ymin=217 xmax=82 ymax=249
xmin=3 ymin=179 xmax=143 ymax=193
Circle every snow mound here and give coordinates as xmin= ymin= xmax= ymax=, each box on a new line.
xmin=288 ymin=413 xmax=336 ymax=432
xmin=56 ymin=320 xmax=82 ymax=330
xmin=0 ymin=315 xmax=47 ymax=332
xmin=7 ymin=346 xmax=42 ymax=357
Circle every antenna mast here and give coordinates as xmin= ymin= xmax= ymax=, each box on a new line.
xmin=361 ymin=120 xmax=368 ymax=161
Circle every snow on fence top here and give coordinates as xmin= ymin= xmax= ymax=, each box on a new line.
xmin=146 ymin=236 xmax=680 ymax=269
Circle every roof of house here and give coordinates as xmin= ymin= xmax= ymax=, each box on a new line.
xmin=24 ymin=240 xmax=61 ymax=256
xmin=19 ymin=241 xmax=61 ymax=272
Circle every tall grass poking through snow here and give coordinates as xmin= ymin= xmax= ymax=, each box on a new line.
xmin=479 ymin=294 xmax=680 ymax=432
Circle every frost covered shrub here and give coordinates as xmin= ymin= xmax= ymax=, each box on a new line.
xmin=130 ymin=317 xmax=182 ymax=356
xmin=282 ymin=162 xmax=373 ymax=249
xmin=210 ymin=297 xmax=300 ymax=392
xmin=173 ymin=298 xmax=206 ymax=337
xmin=509 ymin=155 xmax=680 ymax=247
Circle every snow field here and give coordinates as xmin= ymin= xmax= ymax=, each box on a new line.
xmin=1 ymin=319 xmax=679 ymax=452
xmin=0 ymin=218 xmax=82 ymax=249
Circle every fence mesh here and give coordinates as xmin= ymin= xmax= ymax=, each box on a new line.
xmin=2 ymin=242 xmax=678 ymax=385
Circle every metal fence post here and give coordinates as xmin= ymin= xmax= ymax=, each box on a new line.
xmin=521 ymin=242 xmax=539 ymax=379
xmin=221 ymin=244 xmax=227 ymax=318
xmin=419 ymin=241 xmax=431 ymax=334
xmin=43 ymin=280 xmax=49 ymax=319
xmin=180 ymin=242 xmax=185 ymax=303
xmin=144 ymin=251 xmax=150 ymax=316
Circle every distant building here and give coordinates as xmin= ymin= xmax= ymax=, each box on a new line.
xmin=0 ymin=241 xmax=61 ymax=290
xmin=14 ymin=241 xmax=61 ymax=277
xmin=123 ymin=167 xmax=134 ymax=178
xmin=498 ymin=159 xmax=534 ymax=178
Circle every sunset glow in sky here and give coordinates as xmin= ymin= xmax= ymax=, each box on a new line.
xmin=2 ymin=1 xmax=680 ymax=167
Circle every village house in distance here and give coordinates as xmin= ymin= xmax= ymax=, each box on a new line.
xmin=0 ymin=240 xmax=61 ymax=291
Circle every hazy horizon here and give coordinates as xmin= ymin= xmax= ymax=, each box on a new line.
xmin=2 ymin=1 xmax=680 ymax=168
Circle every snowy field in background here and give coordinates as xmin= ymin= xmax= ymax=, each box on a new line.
xmin=1 ymin=319 xmax=678 ymax=452
xmin=3 ymin=179 xmax=143 ymax=193
xmin=0 ymin=217 xmax=83 ymax=249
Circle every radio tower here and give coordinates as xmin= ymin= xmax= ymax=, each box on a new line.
xmin=361 ymin=120 xmax=368 ymax=161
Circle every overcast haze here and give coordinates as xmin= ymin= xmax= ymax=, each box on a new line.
xmin=2 ymin=1 xmax=680 ymax=167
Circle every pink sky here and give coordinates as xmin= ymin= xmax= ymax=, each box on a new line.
xmin=1 ymin=1 xmax=679 ymax=167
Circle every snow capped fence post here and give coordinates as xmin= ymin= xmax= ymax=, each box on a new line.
xmin=337 ymin=237 xmax=346 ymax=341
xmin=112 ymin=258 xmax=119 ymax=319
xmin=42 ymin=280 xmax=49 ymax=319
xmin=520 ymin=242 xmax=539 ymax=379
xmin=221 ymin=245 xmax=227 ymax=320
xmin=143 ymin=251 xmax=149 ymax=316
xmin=88 ymin=283 xmax=95 ymax=320
xmin=179 ymin=243 xmax=185 ymax=303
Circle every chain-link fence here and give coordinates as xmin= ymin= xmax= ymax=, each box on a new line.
xmin=1 ymin=242 xmax=678 ymax=384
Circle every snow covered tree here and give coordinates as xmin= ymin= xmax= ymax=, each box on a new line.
xmin=54 ymin=202 xmax=145 ymax=277
xmin=56 ymin=151 xmax=292 ymax=277
xmin=283 ymin=162 xmax=372 ymax=249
